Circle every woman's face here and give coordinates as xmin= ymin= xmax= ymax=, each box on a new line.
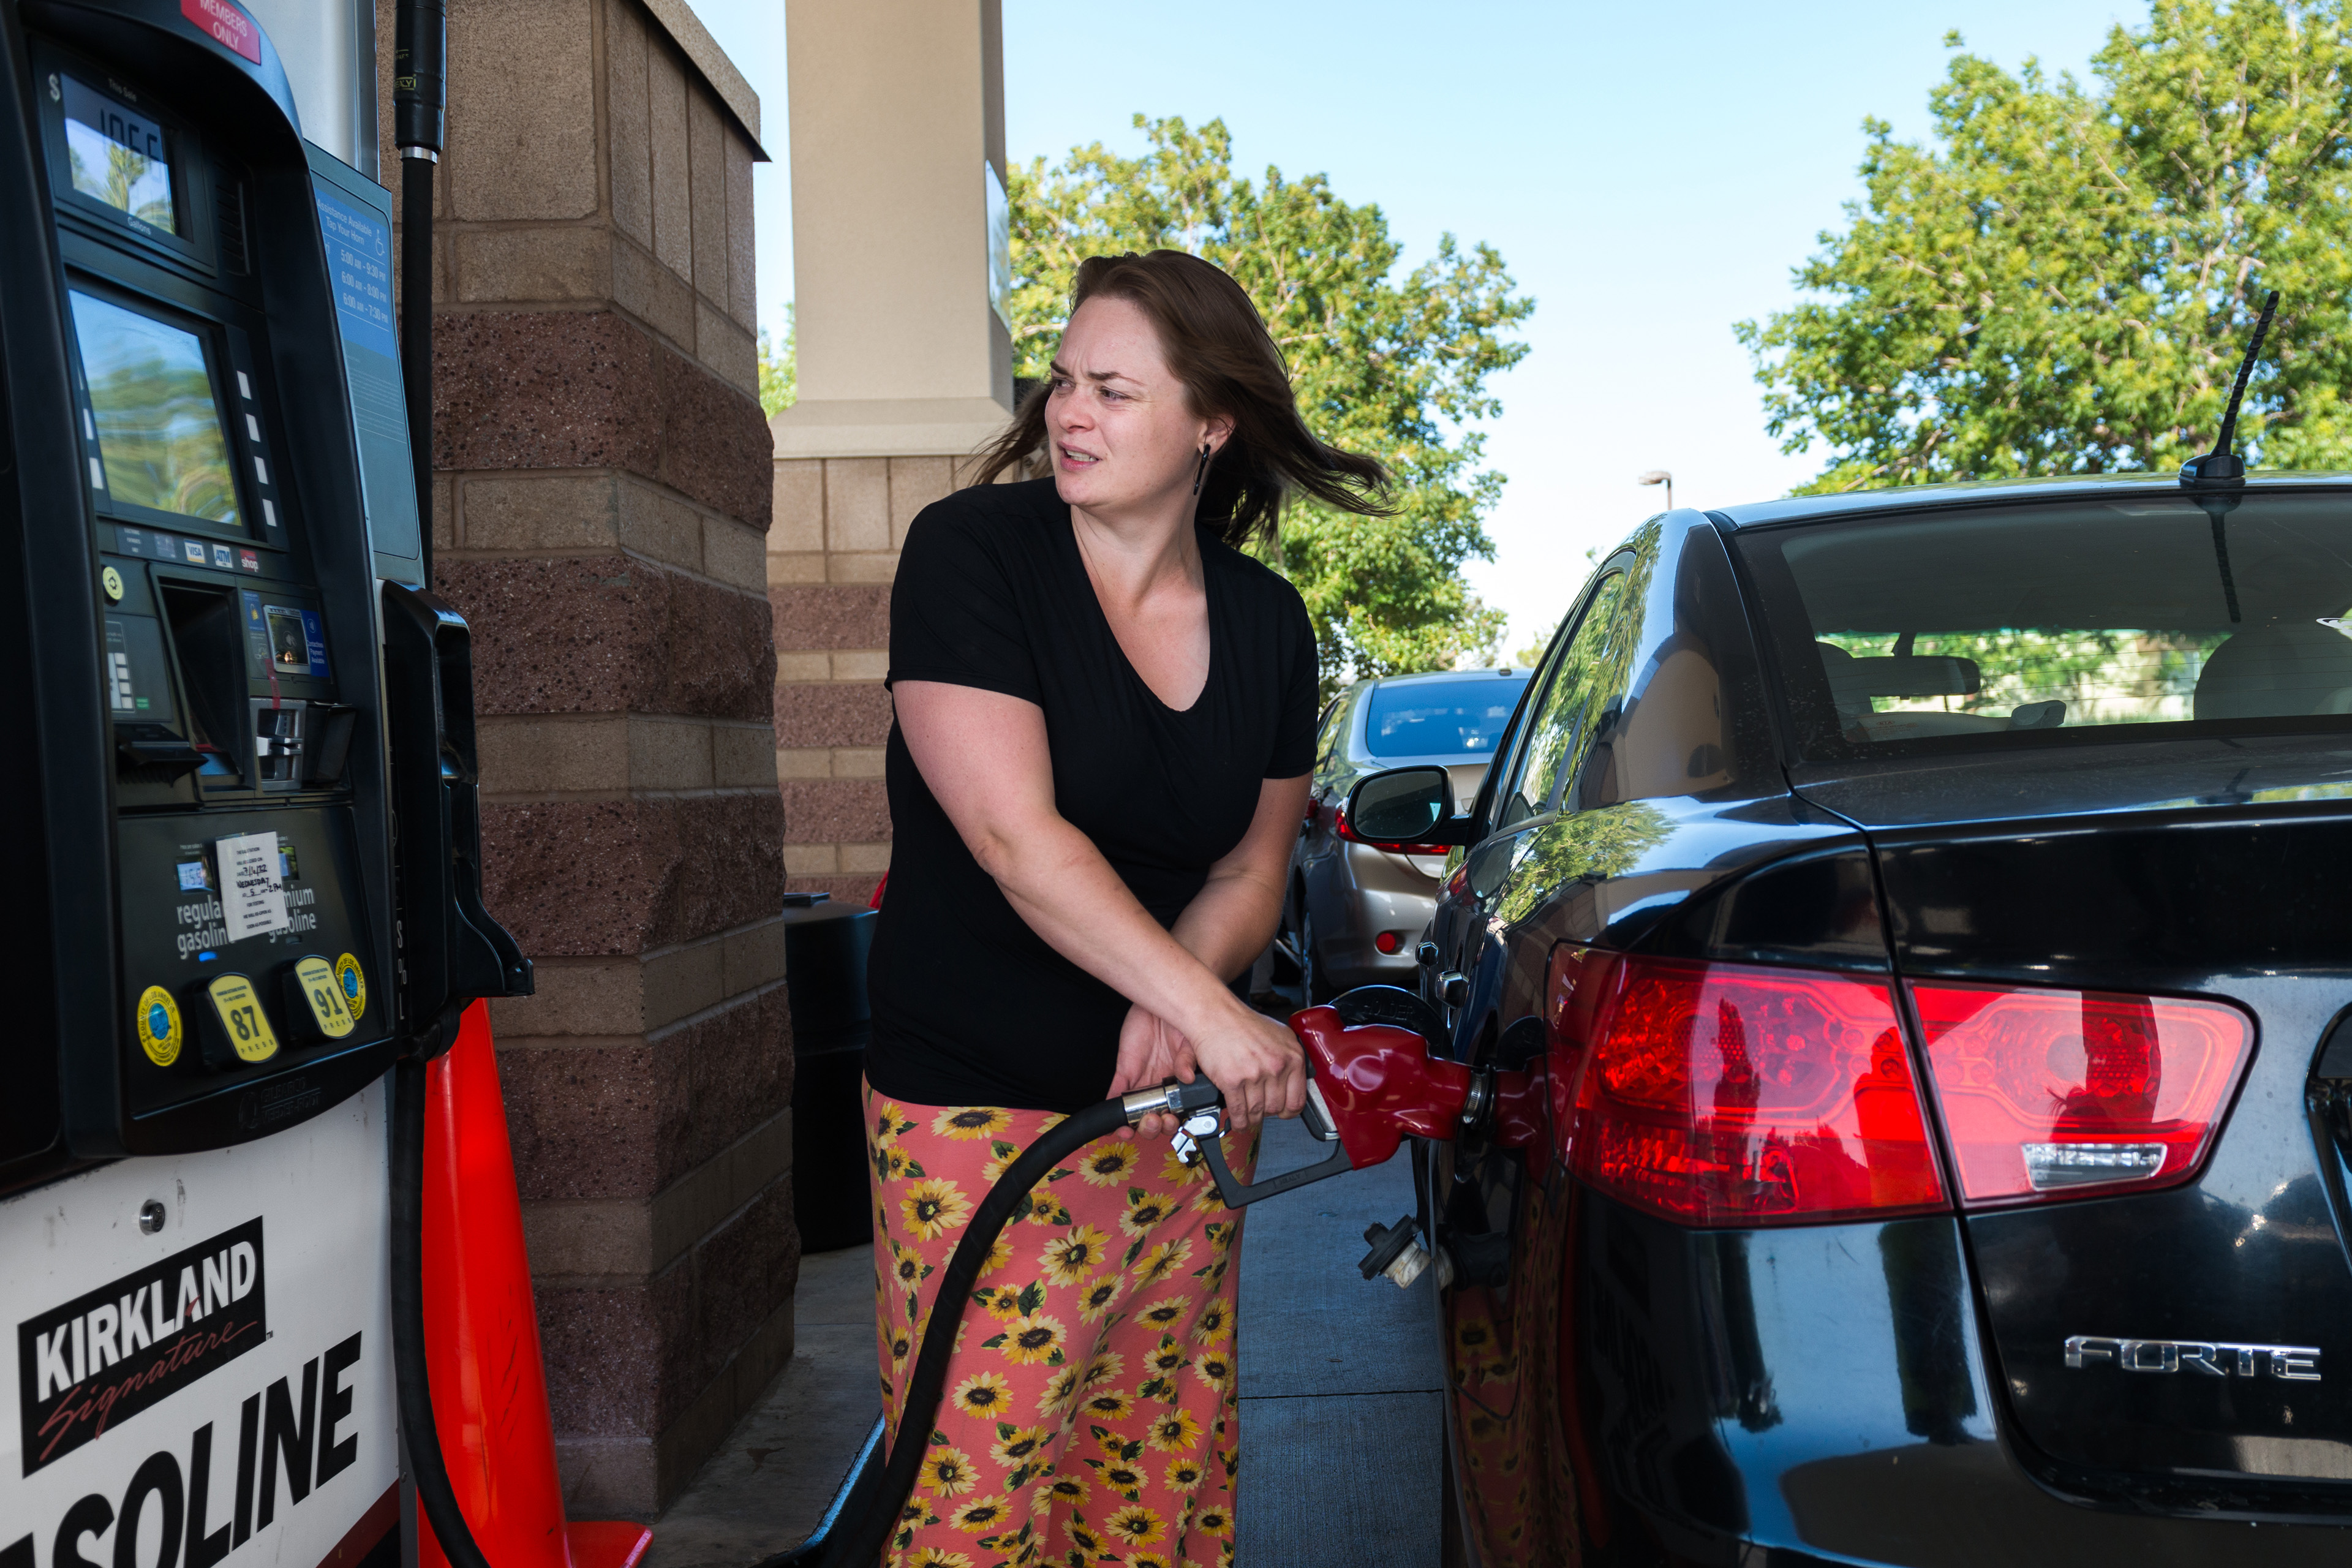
xmin=1046 ymin=295 xmax=1226 ymax=519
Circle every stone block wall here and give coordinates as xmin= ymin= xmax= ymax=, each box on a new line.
xmin=767 ymin=453 xmax=993 ymax=904
xmin=382 ymin=0 xmax=791 ymax=1518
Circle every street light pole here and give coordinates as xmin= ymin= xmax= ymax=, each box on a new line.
xmin=1638 ymin=469 xmax=1673 ymax=511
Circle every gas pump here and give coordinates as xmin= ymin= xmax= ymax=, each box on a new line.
xmin=0 ymin=3 xmax=523 ymax=1564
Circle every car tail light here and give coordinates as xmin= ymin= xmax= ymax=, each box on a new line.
xmin=1333 ymin=805 xmax=1449 ymax=855
xmin=1562 ymin=956 xmax=1945 ymax=1225
xmin=1374 ymin=930 xmax=1403 ymax=954
xmin=1911 ymin=982 xmax=2252 ymax=1205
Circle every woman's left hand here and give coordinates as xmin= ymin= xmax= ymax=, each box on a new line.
xmin=1107 ymin=1003 xmax=1197 ymax=1141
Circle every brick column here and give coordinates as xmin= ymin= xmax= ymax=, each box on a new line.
xmin=382 ymin=0 xmax=792 ymax=1517
xmin=769 ymin=454 xmax=992 ymax=903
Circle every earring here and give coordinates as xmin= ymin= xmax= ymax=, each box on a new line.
xmin=1191 ymin=442 xmax=1212 ymax=497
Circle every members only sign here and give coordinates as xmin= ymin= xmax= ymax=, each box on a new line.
xmin=0 ymin=1084 xmax=395 ymax=1568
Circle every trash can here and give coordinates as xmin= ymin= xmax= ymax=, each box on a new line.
xmin=784 ymin=893 xmax=876 ymax=1253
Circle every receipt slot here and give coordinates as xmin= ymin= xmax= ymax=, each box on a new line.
xmin=0 ymin=2 xmax=527 ymax=1179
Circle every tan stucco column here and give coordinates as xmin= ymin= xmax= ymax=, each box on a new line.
xmin=769 ymin=0 xmax=1014 ymax=903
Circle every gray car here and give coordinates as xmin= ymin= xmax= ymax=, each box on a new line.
xmin=1281 ymin=666 xmax=1530 ymax=999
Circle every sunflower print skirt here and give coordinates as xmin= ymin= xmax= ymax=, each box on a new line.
xmin=864 ymin=1078 xmax=1258 ymax=1568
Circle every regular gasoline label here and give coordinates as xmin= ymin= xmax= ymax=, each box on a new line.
xmin=204 ymin=974 xmax=277 ymax=1063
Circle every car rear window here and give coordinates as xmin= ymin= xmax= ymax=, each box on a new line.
xmin=1363 ymin=677 xmax=1527 ymax=759
xmin=1737 ymin=492 xmax=2352 ymax=758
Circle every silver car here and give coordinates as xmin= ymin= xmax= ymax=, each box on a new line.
xmin=1281 ymin=667 xmax=1530 ymax=999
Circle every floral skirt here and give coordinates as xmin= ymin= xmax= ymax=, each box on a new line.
xmin=864 ymin=1078 xmax=1257 ymax=1568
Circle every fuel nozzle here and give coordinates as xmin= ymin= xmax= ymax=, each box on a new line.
xmin=1182 ymin=994 xmax=1477 ymax=1208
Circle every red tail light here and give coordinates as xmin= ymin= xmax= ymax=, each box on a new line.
xmin=1911 ymin=982 xmax=2252 ymax=1205
xmin=1562 ymin=956 xmax=1945 ymax=1226
xmin=1333 ymin=805 xmax=1450 ymax=855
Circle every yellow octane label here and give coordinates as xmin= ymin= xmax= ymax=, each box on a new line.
xmin=295 ymin=956 xmax=356 ymax=1039
xmin=135 ymin=985 xmax=181 ymax=1066
xmin=334 ymin=951 xmax=366 ymax=1020
xmin=206 ymin=974 xmax=279 ymax=1063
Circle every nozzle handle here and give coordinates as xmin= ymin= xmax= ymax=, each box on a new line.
xmin=1197 ymin=1118 xmax=1354 ymax=1208
xmin=1128 ymin=1060 xmax=1357 ymax=1209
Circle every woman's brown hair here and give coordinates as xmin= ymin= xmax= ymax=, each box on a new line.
xmin=974 ymin=250 xmax=1392 ymax=547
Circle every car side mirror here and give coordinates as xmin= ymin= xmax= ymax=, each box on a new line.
xmin=1346 ymin=766 xmax=1472 ymax=847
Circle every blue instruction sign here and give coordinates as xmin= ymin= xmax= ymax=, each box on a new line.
xmin=315 ymin=190 xmax=396 ymax=358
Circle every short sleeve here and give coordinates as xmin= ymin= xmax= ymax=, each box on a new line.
xmin=1267 ymin=587 xmax=1318 ymax=777
xmin=886 ymin=502 xmax=1042 ymax=704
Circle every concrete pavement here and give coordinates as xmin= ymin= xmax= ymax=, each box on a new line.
xmin=1234 ymin=1113 xmax=1445 ymax=1567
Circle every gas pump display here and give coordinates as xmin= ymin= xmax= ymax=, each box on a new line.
xmin=0 ymin=2 xmax=522 ymax=1562
xmin=0 ymin=11 xmax=407 ymax=1164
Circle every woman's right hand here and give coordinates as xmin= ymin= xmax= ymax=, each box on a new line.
xmin=1186 ymin=1003 xmax=1306 ymax=1135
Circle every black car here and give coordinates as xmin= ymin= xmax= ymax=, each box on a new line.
xmin=1356 ymin=478 xmax=2352 ymax=1565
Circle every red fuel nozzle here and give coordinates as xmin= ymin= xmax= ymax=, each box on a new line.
xmin=1292 ymin=1004 xmax=1472 ymax=1169
xmin=1191 ymin=1002 xmax=1474 ymax=1208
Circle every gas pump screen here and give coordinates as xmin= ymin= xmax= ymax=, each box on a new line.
xmin=70 ymin=290 xmax=241 ymax=526
xmin=61 ymin=74 xmax=176 ymax=233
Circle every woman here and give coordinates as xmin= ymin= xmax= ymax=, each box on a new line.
xmin=864 ymin=249 xmax=1390 ymax=1568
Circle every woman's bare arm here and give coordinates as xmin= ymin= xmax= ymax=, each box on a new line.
xmin=1169 ymin=773 xmax=1309 ymax=981
xmin=1106 ymin=773 xmax=1307 ymax=1136
xmin=894 ymin=679 xmax=1305 ymax=1130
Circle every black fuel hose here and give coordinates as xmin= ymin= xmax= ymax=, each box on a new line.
xmin=390 ymin=1054 xmax=503 ymax=1568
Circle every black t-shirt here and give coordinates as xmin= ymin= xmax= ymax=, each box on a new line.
xmin=865 ymin=478 xmax=1318 ymax=1111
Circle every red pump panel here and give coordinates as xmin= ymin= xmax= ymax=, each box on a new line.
xmin=1291 ymin=1005 xmax=1473 ymax=1168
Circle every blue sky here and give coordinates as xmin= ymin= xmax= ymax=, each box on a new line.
xmin=695 ymin=0 xmax=2136 ymax=655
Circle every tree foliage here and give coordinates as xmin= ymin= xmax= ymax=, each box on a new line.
xmin=1740 ymin=1 xmax=2352 ymax=492
xmin=1008 ymin=115 xmax=1534 ymax=687
xmin=758 ymin=304 xmax=797 ymax=420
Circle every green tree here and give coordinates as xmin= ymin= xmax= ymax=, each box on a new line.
xmin=758 ymin=304 xmax=797 ymax=419
xmin=1740 ymin=2 xmax=2352 ymax=493
xmin=1009 ymin=115 xmax=1533 ymax=688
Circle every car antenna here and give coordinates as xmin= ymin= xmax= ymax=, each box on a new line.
xmin=2180 ymin=287 xmax=2280 ymax=623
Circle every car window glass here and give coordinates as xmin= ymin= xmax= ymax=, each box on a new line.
xmin=1496 ymin=573 xmax=1627 ymax=830
xmin=1739 ymin=495 xmax=2352 ymax=758
xmin=1362 ymin=677 xmax=1527 ymax=759
xmin=1313 ymin=697 xmax=1346 ymax=771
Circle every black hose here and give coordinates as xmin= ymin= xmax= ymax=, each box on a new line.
xmin=398 ymin=158 xmax=434 ymax=584
xmin=391 ymin=1055 xmax=500 ymax=1568
xmin=764 ymin=1095 xmax=1137 ymax=1568
xmin=393 ymin=0 xmax=445 ymax=584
